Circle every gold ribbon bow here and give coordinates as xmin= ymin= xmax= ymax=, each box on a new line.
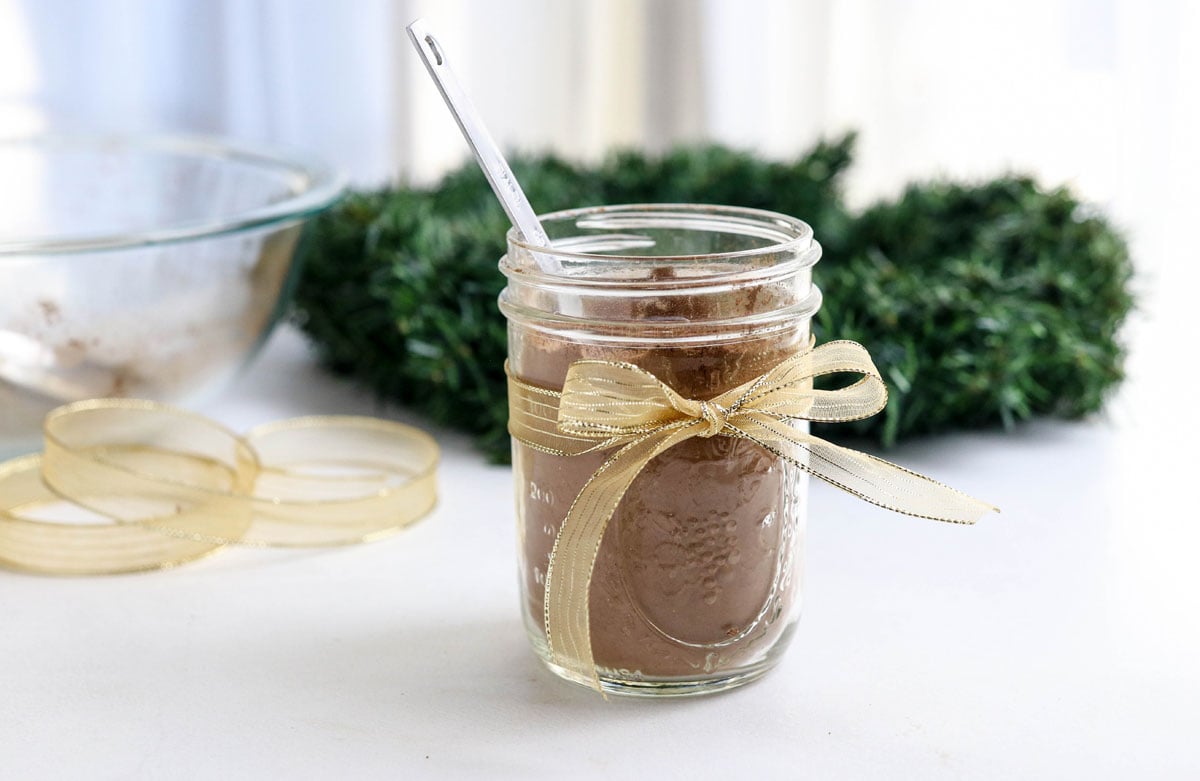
xmin=507 ymin=340 xmax=996 ymax=691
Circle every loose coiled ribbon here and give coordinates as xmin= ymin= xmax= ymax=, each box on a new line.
xmin=0 ymin=399 xmax=439 ymax=575
xmin=507 ymin=340 xmax=997 ymax=692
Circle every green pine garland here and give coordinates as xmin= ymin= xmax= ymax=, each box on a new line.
xmin=291 ymin=134 xmax=1133 ymax=462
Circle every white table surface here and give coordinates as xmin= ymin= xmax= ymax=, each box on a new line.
xmin=2 ymin=317 xmax=1197 ymax=779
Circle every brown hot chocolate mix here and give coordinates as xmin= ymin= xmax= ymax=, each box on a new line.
xmin=511 ymin=280 xmax=808 ymax=680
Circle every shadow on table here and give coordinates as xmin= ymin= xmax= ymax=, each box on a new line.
xmin=221 ymin=614 xmax=754 ymax=771
xmin=242 ymin=615 xmax=735 ymax=712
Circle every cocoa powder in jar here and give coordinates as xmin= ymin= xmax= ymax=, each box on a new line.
xmin=510 ymin=283 xmax=809 ymax=680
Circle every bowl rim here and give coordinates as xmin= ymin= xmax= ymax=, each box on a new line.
xmin=0 ymin=133 xmax=347 ymax=256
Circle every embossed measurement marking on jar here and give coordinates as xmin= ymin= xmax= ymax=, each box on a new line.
xmin=528 ymin=480 xmax=556 ymax=507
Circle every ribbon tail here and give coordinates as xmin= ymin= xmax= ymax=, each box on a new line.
xmin=543 ymin=422 xmax=700 ymax=692
xmin=732 ymin=412 xmax=997 ymax=524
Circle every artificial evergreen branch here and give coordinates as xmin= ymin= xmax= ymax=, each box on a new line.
xmin=292 ymin=135 xmax=1133 ymax=462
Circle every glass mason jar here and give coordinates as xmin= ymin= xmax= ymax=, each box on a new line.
xmin=500 ymin=204 xmax=823 ymax=697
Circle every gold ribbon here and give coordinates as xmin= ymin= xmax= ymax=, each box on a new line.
xmin=0 ymin=400 xmax=439 ymax=575
xmin=507 ymin=340 xmax=997 ymax=691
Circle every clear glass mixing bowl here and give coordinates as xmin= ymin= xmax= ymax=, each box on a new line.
xmin=0 ymin=134 xmax=345 ymax=457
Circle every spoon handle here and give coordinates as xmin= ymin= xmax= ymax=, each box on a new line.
xmin=406 ymin=18 xmax=551 ymax=251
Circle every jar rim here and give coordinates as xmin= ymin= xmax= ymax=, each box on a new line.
xmin=506 ymin=203 xmax=815 ymax=260
xmin=499 ymin=284 xmax=823 ymax=345
xmin=503 ymin=203 xmax=820 ymax=291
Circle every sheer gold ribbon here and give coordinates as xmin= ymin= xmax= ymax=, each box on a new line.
xmin=0 ymin=400 xmax=439 ymax=575
xmin=507 ymin=340 xmax=997 ymax=691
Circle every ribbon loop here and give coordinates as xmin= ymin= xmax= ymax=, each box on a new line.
xmin=1 ymin=401 xmax=440 ymax=575
xmin=557 ymin=359 xmax=687 ymax=438
xmin=507 ymin=341 xmax=997 ymax=693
